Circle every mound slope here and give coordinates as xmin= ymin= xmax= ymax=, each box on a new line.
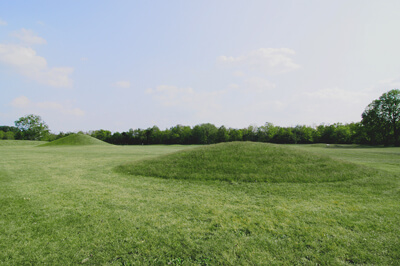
xmin=39 ymin=133 xmax=110 ymax=147
xmin=117 ymin=142 xmax=376 ymax=183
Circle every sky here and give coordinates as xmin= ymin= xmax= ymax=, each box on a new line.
xmin=1 ymin=1 xmax=400 ymax=133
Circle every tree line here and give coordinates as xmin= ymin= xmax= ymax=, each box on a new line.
xmin=0 ymin=121 xmax=367 ymax=145
xmin=87 ymin=122 xmax=366 ymax=145
xmin=1 ymin=89 xmax=399 ymax=146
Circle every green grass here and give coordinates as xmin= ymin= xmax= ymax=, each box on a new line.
xmin=292 ymin=144 xmax=400 ymax=174
xmin=0 ymin=140 xmax=399 ymax=264
xmin=117 ymin=142 xmax=377 ymax=183
xmin=0 ymin=139 xmax=46 ymax=146
xmin=38 ymin=133 xmax=110 ymax=147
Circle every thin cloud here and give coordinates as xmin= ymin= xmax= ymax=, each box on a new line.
xmin=146 ymin=85 xmax=227 ymax=118
xmin=304 ymin=88 xmax=370 ymax=103
xmin=227 ymin=77 xmax=276 ymax=93
xmin=146 ymin=85 xmax=195 ymax=107
xmin=10 ymin=96 xmax=84 ymax=117
xmin=0 ymin=19 xmax=7 ymax=26
xmin=243 ymin=77 xmax=276 ymax=93
xmin=113 ymin=80 xmax=131 ymax=89
xmin=0 ymin=43 xmax=73 ymax=88
xmin=10 ymin=95 xmax=30 ymax=108
xmin=11 ymin=28 xmax=47 ymax=45
xmin=218 ymin=48 xmax=300 ymax=75
xmin=378 ymin=77 xmax=400 ymax=88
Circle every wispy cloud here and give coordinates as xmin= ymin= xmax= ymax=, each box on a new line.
xmin=0 ymin=18 xmax=7 ymax=26
xmin=10 ymin=96 xmax=84 ymax=116
xmin=11 ymin=28 xmax=47 ymax=45
xmin=0 ymin=43 xmax=73 ymax=87
xmin=243 ymin=77 xmax=276 ymax=93
xmin=378 ymin=77 xmax=400 ymax=88
xmin=146 ymin=85 xmax=227 ymax=119
xmin=218 ymin=48 xmax=300 ymax=75
xmin=0 ymin=28 xmax=73 ymax=88
xmin=304 ymin=88 xmax=370 ymax=103
xmin=145 ymin=85 xmax=196 ymax=107
xmin=113 ymin=80 xmax=131 ymax=89
xmin=227 ymin=77 xmax=276 ymax=93
xmin=10 ymin=95 xmax=30 ymax=108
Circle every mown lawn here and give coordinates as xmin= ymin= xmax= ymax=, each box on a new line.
xmin=0 ymin=141 xmax=399 ymax=265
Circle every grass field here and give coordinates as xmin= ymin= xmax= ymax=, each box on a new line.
xmin=0 ymin=140 xmax=399 ymax=264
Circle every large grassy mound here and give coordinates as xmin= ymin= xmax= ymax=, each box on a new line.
xmin=39 ymin=133 xmax=110 ymax=147
xmin=118 ymin=142 xmax=376 ymax=183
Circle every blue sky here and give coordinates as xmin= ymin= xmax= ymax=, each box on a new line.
xmin=1 ymin=1 xmax=400 ymax=133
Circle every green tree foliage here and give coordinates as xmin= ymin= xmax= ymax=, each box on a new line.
xmin=94 ymin=122 xmax=357 ymax=146
xmin=243 ymin=125 xmax=258 ymax=141
xmin=148 ymin=126 xmax=162 ymax=144
xmin=348 ymin=122 xmax=367 ymax=144
xmin=14 ymin=114 xmax=50 ymax=140
xmin=362 ymin=89 xmax=400 ymax=146
xmin=2 ymin=113 xmax=370 ymax=145
xmin=192 ymin=123 xmax=218 ymax=144
xmin=169 ymin=125 xmax=192 ymax=144
xmin=273 ymin=127 xmax=294 ymax=144
xmin=0 ymin=126 xmax=19 ymax=139
xmin=334 ymin=123 xmax=351 ymax=144
xmin=91 ymin=129 xmax=112 ymax=142
xmin=228 ymin=128 xmax=243 ymax=141
xmin=257 ymin=122 xmax=278 ymax=142
xmin=5 ymin=131 xmax=15 ymax=140
xmin=216 ymin=126 xmax=229 ymax=143
xmin=293 ymin=125 xmax=314 ymax=144
xmin=2 ymin=119 xmax=363 ymax=145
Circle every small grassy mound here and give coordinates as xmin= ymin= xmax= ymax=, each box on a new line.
xmin=39 ymin=133 xmax=110 ymax=147
xmin=117 ymin=142 xmax=376 ymax=183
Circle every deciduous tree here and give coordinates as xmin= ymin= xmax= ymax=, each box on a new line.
xmin=362 ymin=89 xmax=400 ymax=146
xmin=14 ymin=114 xmax=50 ymax=140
